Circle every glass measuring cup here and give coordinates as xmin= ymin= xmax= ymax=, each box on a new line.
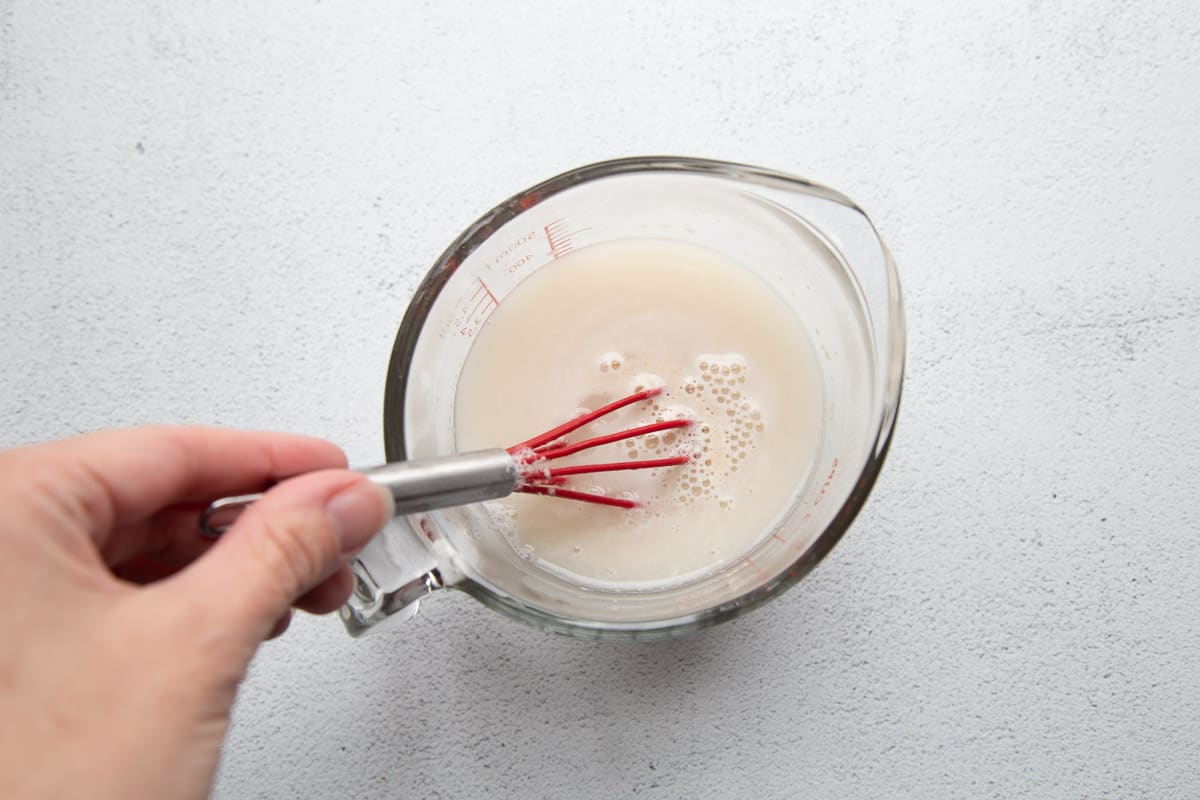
xmin=341 ymin=157 xmax=904 ymax=640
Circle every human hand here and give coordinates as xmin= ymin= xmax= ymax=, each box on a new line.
xmin=0 ymin=427 xmax=393 ymax=799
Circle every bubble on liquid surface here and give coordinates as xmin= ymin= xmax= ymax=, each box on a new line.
xmin=630 ymin=372 xmax=665 ymax=393
xmin=599 ymin=351 xmax=624 ymax=372
xmin=602 ymin=352 xmax=769 ymax=519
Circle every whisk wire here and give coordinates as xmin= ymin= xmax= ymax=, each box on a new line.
xmin=508 ymin=387 xmax=691 ymax=509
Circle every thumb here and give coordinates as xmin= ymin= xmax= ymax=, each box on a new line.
xmin=176 ymin=470 xmax=393 ymax=643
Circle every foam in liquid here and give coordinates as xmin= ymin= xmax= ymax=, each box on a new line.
xmin=454 ymin=238 xmax=822 ymax=589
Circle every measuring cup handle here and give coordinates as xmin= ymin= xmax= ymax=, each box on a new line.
xmin=196 ymin=450 xmax=517 ymax=636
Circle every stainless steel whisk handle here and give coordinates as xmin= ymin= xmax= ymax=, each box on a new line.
xmin=199 ymin=448 xmax=518 ymax=537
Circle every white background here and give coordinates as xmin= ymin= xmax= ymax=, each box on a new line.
xmin=2 ymin=2 xmax=1198 ymax=797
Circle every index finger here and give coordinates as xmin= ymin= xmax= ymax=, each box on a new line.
xmin=1 ymin=426 xmax=347 ymax=550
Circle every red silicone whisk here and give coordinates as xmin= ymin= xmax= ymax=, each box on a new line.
xmin=201 ymin=387 xmax=690 ymax=535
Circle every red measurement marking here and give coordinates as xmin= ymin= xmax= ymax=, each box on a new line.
xmin=811 ymin=457 xmax=839 ymax=507
xmin=544 ymin=218 xmax=591 ymax=260
xmin=771 ymin=532 xmax=786 ymax=544
xmin=493 ymin=230 xmax=539 ymax=270
xmin=745 ymin=557 xmax=771 ymax=586
xmin=470 ymin=279 xmax=496 ymax=316
xmin=454 ymin=277 xmax=499 ymax=338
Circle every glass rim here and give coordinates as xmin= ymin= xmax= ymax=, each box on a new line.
xmin=382 ymin=155 xmax=905 ymax=639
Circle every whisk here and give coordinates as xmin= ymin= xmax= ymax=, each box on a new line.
xmin=200 ymin=387 xmax=691 ymax=536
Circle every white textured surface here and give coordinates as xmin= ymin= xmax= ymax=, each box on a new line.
xmin=3 ymin=1 xmax=1199 ymax=797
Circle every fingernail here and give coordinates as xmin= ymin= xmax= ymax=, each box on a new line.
xmin=324 ymin=480 xmax=394 ymax=553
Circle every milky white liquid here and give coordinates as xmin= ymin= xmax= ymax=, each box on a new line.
xmin=455 ymin=239 xmax=823 ymax=589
